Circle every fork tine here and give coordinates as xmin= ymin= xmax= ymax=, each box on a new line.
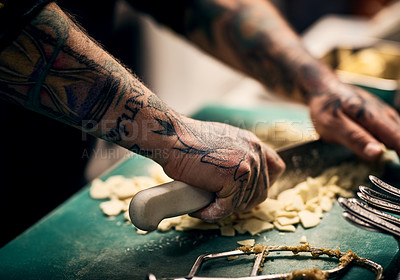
xmin=357 ymin=191 xmax=400 ymax=214
xmin=369 ymin=175 xmax=400 ymax=199
xmin=342 ymin=211 xmax=390 ymax=234
xmin=347 ymin=197 xmax=400 ymax=227
xmin=338 ymin=197 xmax=400 ymax=239
xmin=359 ymin=185 xmax=400 ymax=204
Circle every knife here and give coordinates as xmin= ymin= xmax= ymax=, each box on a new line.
xmin=129 ymin=139 xmax=354 ymax=231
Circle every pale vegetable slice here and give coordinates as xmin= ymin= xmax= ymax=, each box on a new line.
xmin=257 ymin=198 xmax=284 ymax=213
xmin=136 ymin=229 xmax=148 ymax=235
xmin=273 ymin=221 xmax=296 ymax=232
xmin=241 ymin=219 xmax=274 ymax=235
xmin=237 ymin=239 xmax=256 ymax=246
xmin=220 ymin=226 xmax=236 ymax=237
xmin=122 ymin=198 xmax=131 ymax=212
xmin=123 ymin=210 xmax=131 ymax=222
xmin=149 ymin=164 xmax=173 ymax=184
xmin=233 ymin=221 xmax=248 ymax=234
xmin=218 ymin=216 xmax=236 ymax=227
xmin=306 ymin=177 xmax=320 ymax=198
xmin=253 ymin=198 xmax=283 ymax=222
xmin=320 ymin=196 xmax=333 ymax=212
xmin=157 ymin=216 xmax=182 ymax=232
xmin=300 ymin=235 xmax=307 ymax=243
xmin=100 ymin=199 xmax=125 ymax=216
xmin=277 ymin=188 xmax=298 ymax=202
xmin=175 ymin=216 xmax=219 ymax=231
xmin=298 ymin=178 xmax=319 ymax=203
xmin=296 ymin=181 xmax=311 ymax=203
xmin=284 ymin=195 xmax=304 ymax=212
xmin=298 ymin=210 xmax=321 ymax=228
xmin=131 ymin=176 xmax=160 ymax=191
xmin=327 ymin=185 xmax=353 ymax=198
xmin=276 ymin=216 xmax=300 ymax=226
xmin=111 ymin=181 xmax=138 ymax=200
xmin=305 ymin=198 xmax=319 ymax=212
xmin=90 ymin=178 xmax=112 ymax=199
xmin=104 ymin=175 xmax=127 ymax=186
xmin=276 ymin=210 xmax=298 ymax=218
xmin=251 ymin=208 xmax=275 ymax=222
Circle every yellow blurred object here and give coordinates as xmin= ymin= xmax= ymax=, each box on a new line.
xmin=337 ymin=45 xmax=400 ymax=80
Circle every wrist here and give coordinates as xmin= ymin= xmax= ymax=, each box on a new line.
xmin=84 ymin=90 xmax=182 ymax=168
xmin=298 ymin=61 xmax=340 ymax=105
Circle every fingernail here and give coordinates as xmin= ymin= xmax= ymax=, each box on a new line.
xmin=363 ymin=143 xmax=383 ymax=158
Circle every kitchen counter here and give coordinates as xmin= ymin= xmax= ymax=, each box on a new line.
xmin=1 ymin=104 xmax=399 ymax=280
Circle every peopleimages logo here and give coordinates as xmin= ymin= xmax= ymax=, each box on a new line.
xmin=81 ymin=147 xmax=179 ymax=160
xmin=81 ymin=118 xmax=316 ymax=141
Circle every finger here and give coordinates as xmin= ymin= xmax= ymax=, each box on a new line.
xmin=264 ymin=145 xmax=285 ymax=184
xmin=190 ymin=197 xmax=234 ymax=223
xmin=244 ymin=178 xmax=269 ymax=213
xmin=345 ymin=87 xmax=400 ymax=157
xmin=239 ymin=145 xmax=284 ymax=212
xmin=190 ymin=166 xmax=250 ymax=222
xmin=243 ymin=149 xmax=269 ymax=212
xmin=322 ymin=114 xmax=383 ymax=161
xmin=193 ymin=160 xmax=258 ymax=221
xmin=362 ymin=108 xmax=400 ymax=157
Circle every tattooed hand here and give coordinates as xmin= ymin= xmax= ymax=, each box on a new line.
xmin=308 ymin=83 xmax=400 ymax=161
xmin=178 ymin=0 xmax=400 ymax=163
xmin=158 ymin=114 xmax=285 ymax=222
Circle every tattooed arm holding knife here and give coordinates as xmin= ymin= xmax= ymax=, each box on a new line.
xmin=0 ymin=2 xmax=285 ymax=222
xmin=1 ymin=0 xmax=399 ymax=223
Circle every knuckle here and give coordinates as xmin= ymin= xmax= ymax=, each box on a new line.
xmin=274 ymin=156 xmax=286 ymax=175
xmin=318 ymin=114 xmax=340 ymax=129
xmin=236 ymin=159 xmax=253 ymax=179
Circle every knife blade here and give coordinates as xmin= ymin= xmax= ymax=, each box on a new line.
xmin=129 ymin=139 xmax=354 ymax=231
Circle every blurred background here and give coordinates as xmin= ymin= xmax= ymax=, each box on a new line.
xmin=1 ymin=0 xmax=399 ymax=247
xmin=85 ymin=0 xmax=399 ymax=180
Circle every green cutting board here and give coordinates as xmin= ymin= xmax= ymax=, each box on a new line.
xmin=1 ymin=104 xmax=399 ymax=280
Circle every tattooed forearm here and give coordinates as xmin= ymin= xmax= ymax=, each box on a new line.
xmin=182 ymin=0 xmax=338 ymax=103
xmin=0 ymin=5 xmax=118 ymax=126
xmin=0 ymin=3 xmax=173 ymax=157
xmin=0 ymin=2 xmax=280 ymax=220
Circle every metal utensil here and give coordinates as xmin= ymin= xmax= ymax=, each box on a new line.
xmin=338 ymin=175 xmax=400 ymax=279
xmin=145 ymin=244 xmax=383 ymax=280
xmin=338 ymin=175 xmax=400 ymax=239
xmin=338 ymin=174 xmax=400 ymax=280
xmin=338 ymin=197 xmax=400 ymax=239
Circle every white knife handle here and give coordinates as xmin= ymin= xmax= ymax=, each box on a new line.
xmin=129 ymin=181 xmax=214 ymax=231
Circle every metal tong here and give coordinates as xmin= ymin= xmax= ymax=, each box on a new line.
xmin=146 ymin=244 xmax=383 ymax=280
xmin=338 ymin=175 xmax=400 ymax=240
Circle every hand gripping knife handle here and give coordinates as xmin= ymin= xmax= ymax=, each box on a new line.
xmin=129 ymin=140 xmax=353 ymax=231
xmin=129 ymin=180 xmax=214 ymax=231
